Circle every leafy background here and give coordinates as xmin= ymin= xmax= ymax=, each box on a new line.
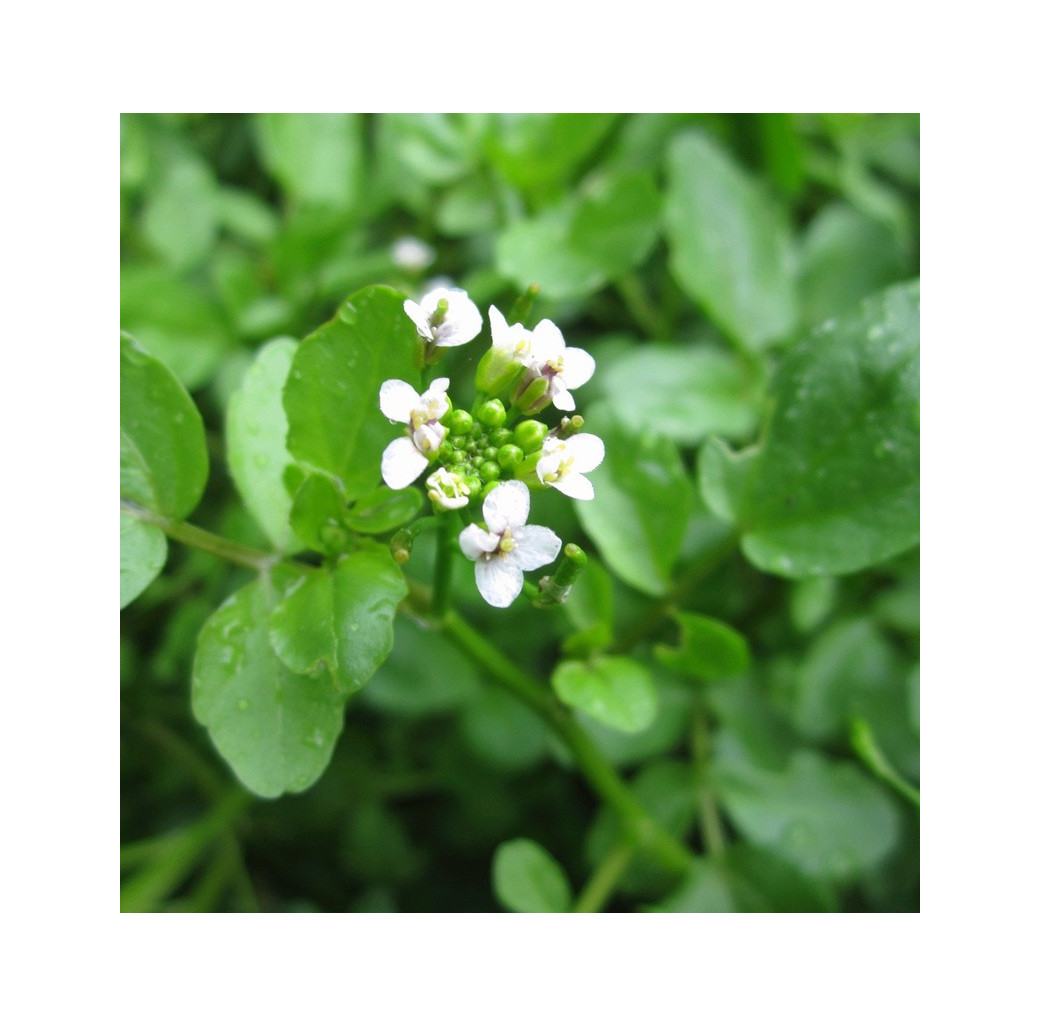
xmin=120 ymin=113 xmax=919 ymax=912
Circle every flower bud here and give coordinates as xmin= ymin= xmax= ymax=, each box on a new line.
xmin=475 ymin=399 xmax=507 ymax=429
xmin=512 ymin=374 xmax=550 ymax=415
xmin=475 ymin=347 xmax=527 ymax=399
xmin=442 ymin=409 xmax=473 ymax=436
xmin=478 ymin=460 xmax=502 ymax=483
xmin=497 ymin=443 xmax=524 ymax=472
xmin=490 ymin=428 xmax=513 ymax=448
xmin=514 ymin=420 xmax=548 ymax=454
xmin=482 ymin=446 xmax=499 ymax=463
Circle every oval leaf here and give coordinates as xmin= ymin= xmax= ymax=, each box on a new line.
xmin=283 ymin=285 xmax=422 ymax=499
xmin=226 ymin=337 xmax=301 ymax=551
xmin=267 ymin=550 xmax=408 ymax=694
xmin=191 ymin=567 xmax=346 ymax=798
xmin=552 ymin=657 xmax=657 ymax=733
xmin=664 ymin=131 xmax=797 ymax=350
xmin=654 ymin=612 xmax=751 ymax=680
xmin=120 ymin=333 xmax=208 ymax=518
xmin=120 ymin=512 xmax=167 ymax=608
xmin=574 ymin=415 xmax=692 ymax=597
xmin=699 ymin=281 xmax=920 ymax=577
xmin=492 ymin=838 xmax=572 ymax=913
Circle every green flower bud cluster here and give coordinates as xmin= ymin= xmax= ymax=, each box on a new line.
xmin=427 ymin=406 xmax=555 ymax=507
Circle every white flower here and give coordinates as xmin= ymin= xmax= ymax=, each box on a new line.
xmin=426 ymin=468 xmax=471 ymax=511
xmin=391 ymin=236 xmax=436 ymax=272
xmin=490 ymin=307 xmax=595 ymax=411
xmin=404 ymin=287 xmax=482 ymax=350
xmin=459 ymin=481 xmax=561 ymax=608
xmin=379 ymin=377 xmax=451 ymax=489
xmin=536 ymin=434 xmax=605 ymax=501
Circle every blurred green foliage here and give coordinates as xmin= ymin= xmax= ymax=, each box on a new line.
xmin=121 ymin=113 xmax=919 ymax=912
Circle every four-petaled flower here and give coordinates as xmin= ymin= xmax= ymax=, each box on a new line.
xmin=459 ymin=481 xmax=561 ymax=608
xmin=490 ymin=307 xmax=595 ymax=412
xmin=426 ymin=467 xmax=471 ymax=511
xmin=380 ymin=377 xmax=451 ymax=489
xmin=405 ymin=287 xmax=483 ymax=351
xmin=536 ymin=433 xmax=605 ymax=501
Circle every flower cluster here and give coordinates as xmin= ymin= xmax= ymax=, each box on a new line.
xmin=380 ymin=287 xmax=605 ymax=607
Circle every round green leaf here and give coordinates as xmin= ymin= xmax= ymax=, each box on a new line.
xmin=601 ymin=344 xmax=762 ymax=445
xmin=191 ymin=567 xmax=346 ymax=799
xmin=699 ymin=281 xmax=920 ymax=577
xmin=283 ymin=286 xmax=422 ymax=499
xmin=552 ymin=657 xmax=657 ymax=733
xmin=120 ymin=512 xmax=167 ymax=608
xmin=664 ymin=131 xmax=797 ymax=350
xmin=254 ymin=113 xmax=362 ymax=210
xmin=226 ymin=338 xmax=301 ymax=551
xmin=120 ymin=332 xmax=208 ymax=519
xmin=574 ymin=416 xmax=692 ymax=597
xmin=267 ymin=550 xmax=408 ymax=694
xmin=654 ymin=612 xmax=751 ymax=680
xmin=345 ymin=485 xmax=424 ymax=535
xmin=492 ymin=839 xmax=572 ymax=913
xmin=713 ymin=739 xmax=900 ymax=881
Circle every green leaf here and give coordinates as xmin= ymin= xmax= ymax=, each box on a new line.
xmin=120 ymin=512 xmax=167 ymax=608
xmin=698 ymin=281 xmax=920 ymax=577
xmin=226 ymin=338 xmax=301 ymax=552
xmin=487 ymin=114 xmax=618 ymax=193
xmin=648 ymin=846 xmax=836 ymax=912
xmin=380 ymin=113 xmax=489 ymax=186
xmin=120 ymin=333 xmax=208 ymax=518
xmin=654 ymin=612 xmax=750 ymax=680
xmin=574 ymin=415 xmax=693 ymax=596
xmin=496 ymin=171 xmax=660 ymax=300
xmin=140 ymin=150 xmax=220 ymax=271
xmin=361 ymin=616 xmax=480 ymax=716
xmin=664 ymin=131 xmax=797 ymax=349
xmin=552 ymin=657 xmax=657 ymax=733
xmin=120 ymin=266 xmax=232 ymax=390
xmin=267 ymin=550 xmax=408 ymax=694
xmin=492 ymin=839 xmax=572 ymax=913
xmin=712 ymin=737 xmax=901 ymax=881
xmin=600 ymin=344 xmax=763 ymax=445
xmin=287 ymin=472 xmax=351 ymax=556
xmin=283 ymin=285 xmax=422 ymax=499
xmin=254 ymin=113 xmax=362 ymax=209
xmin=345 ymin=485 xmax=424 ymax=535
xmin=799 ymin=203 xmax=907 ymax=328
xmin=191 ymin=567 xmax=346 ymax=798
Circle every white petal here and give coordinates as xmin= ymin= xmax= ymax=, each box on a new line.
xmin=427 ymin=377 xmax=450 ymax=395
xmin=379 ymin=379 xmax=421 ymax=423
xmin=483 ymin=480 xmax=530 ymax=533
xmin=403 ymin=301 xmax=433 ymax=341
xmin=566 ymin=433 xmax=606 ymax=473
xmin=561 ymin=346 xmax=595 ymax=389
xmin=381 ymin=436 xmax=429 ymax=489
xmin=489 ymin=305 xmax=510 ymax=350
xmin=475 ymin=555 xmax=524 ymax=608
xmin=551 ymin=385 xmax=576 ymax=412
xmin=553 ymin=472 xmax=595 ymax=501
xmin=436 ymin=291 xmax=483 ymax=347
xmin=530 ymin=319 xmax=565 ymax=362
xmin=512 ymin=525 xmax=562 ymax=571
xmin=535 ymin=453 xmax=558 ymax=484
xmin=459 ymin=524 xmax=500 ymax=560
xmin=420 ymin=287 xmax=454 ymax=316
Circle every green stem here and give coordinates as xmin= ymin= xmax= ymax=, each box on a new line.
xmin=572 ymin=843 xmax=635 ymax=913
xmin=692 ymin=708 xmax=726 ymax=857
xmin=121 ymin=500 xmax=278 ymax=572
xmin=616 ymin=274 xmax=670 ymax=339
xmin=432 ymin=515 xmax=455 ymax=617
xmin=437 ymin=609 xmax=692 ymax=876
xmin=849 ymin=718 xmax=921 ymax=810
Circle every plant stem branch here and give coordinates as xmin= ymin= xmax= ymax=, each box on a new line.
xmin=121 ymin=500 xmax=278 ymax=572
xmin=692 ymin=708 xmax=726 ymax=857
xmin=432 ymin=515 xmax=455 ymax=617
xmin=572 ymin=842 xmax=635 ymax=913
xmin=436 ymin=608 xmax=692 ymax=877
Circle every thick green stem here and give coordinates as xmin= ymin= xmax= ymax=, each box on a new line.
xmin=121 ymin=500 xmax=277 ymax=572
xmin=438 ymin=610 xmax=692 ymax=876
xmin=432 ymin=515 xmax=456 ymax=617
xmin=572 ymin=843 xmax=635 ymax=913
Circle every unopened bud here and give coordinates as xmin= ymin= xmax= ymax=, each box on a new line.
xmin=514 ymin=420 xmax=548 ymax=454
xmin=490 ymin=428 xmax=513 ymax=448
xmin=475 ymin=348 xmax=527 ymax=399
xmin=443 ymin=409 xmax=473 ymax=436
xmin=512 ymin=374 xmax=550 ymax=414
xmin=497 ymin=443 xmax=524 ymax=472
xmin=476 ymin=399 xmax=507 ymax=429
